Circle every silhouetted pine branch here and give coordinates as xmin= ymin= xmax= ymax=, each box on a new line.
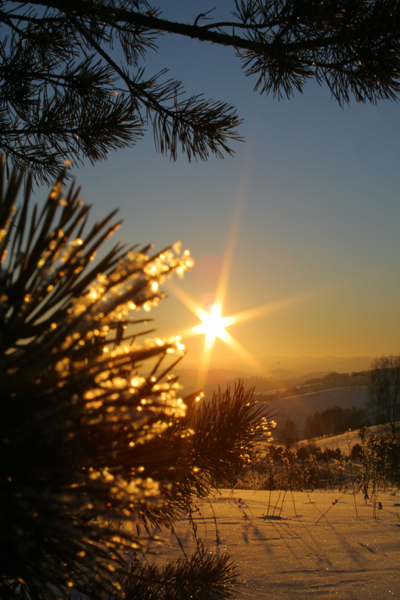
xmin=1 ymin=1 xmax=400 ymax=182
xmin=0 ymin=162 xmax=272 ymax=599
xmin=119 ymin=549 xmax=240 ymax=600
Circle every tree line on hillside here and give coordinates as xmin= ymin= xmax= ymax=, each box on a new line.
xmin=303 ymin=370 xmax=370 ymax=389
xmin=303 ymin=406 xmax=369 ymax=440
xmin=274 ymin=356 xmax=400 ymax=445
xmin=302 ymin=356 xmax=400 ymax=441
xmin=253 ymin=371 xmax=370 ymax=405
xmin=274 ymin=406 xmax=368 ymax=446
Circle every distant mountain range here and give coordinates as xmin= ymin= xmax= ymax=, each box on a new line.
xmin=175 ymin=355 xmax=375 ymax=393
xmin=257 ymin=355 xmax=374 ymax=377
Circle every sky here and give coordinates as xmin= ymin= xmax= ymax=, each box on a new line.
xmin=66 ymin=2 xmax=400 ymax=374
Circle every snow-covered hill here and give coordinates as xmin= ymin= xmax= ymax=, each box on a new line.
xmin=265 ymin=386 xmax=369 ymax=435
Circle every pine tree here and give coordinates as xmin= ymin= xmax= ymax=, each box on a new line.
xmin=0 ymin=162 xmax=272 ymax=599
xmin=369 ymin=355 xmax=400 ymax=439
xmin=1 ymin=0 xmax=400 ymax=183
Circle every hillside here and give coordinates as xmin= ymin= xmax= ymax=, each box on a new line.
xmin=260 ymin=386 xmax=369 ymax=438
xmin=301 ymin=425 xmax=383 ymax=456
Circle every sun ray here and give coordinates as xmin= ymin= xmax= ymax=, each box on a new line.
xmin=216 ymin=328 xmax=264 ymax=371
xmin=167 ymin=276 xmax=333 ymax=389
xmin=214 ymin=196 xmax=243 ymax=312
xmin=163 ymin=179 xmax=333 ymax=388
xmin=222 ymin=288 xmax=326 ymax=328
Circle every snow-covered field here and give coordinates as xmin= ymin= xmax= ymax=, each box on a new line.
xmin=159 ymin=489 xmax=400 ymax=599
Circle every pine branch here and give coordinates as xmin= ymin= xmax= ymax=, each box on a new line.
xmin=0 ymin=163 xmax=198 ymax=598
xmin=120 ymin=549 xmax=240 ymax=600
xmin=2 ymin=1 xmax=400 ymax=182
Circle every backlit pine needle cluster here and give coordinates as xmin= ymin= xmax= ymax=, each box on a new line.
xmin=0 ymin=162 xmax=273 ymax=600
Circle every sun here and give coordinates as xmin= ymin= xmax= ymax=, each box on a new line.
xmin=166 ymin=281 xmax=265 ymax=381
xmin=198 ymin=304 xmax=228 ymax=343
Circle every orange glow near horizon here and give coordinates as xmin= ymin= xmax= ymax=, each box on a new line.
xmin=168 ymin=280 xmax=328 ymax=387
xmin=169 ymin=283 xmax=265 ymax=387
xmin=166 ymin=186 xmax=333 ymax=388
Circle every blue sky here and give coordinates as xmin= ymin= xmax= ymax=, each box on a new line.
xmin=68 ymin=2 xmax=400 ymax=372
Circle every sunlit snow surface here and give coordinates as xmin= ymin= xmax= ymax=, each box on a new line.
xmin=153 ymin=490 xmax=400 ymax=599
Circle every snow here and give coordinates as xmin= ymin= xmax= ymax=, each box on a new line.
xmin=301 ymin=425 xmax=382 ymax=455
xmin=156 ymin=489 xmax=400 ymax=599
